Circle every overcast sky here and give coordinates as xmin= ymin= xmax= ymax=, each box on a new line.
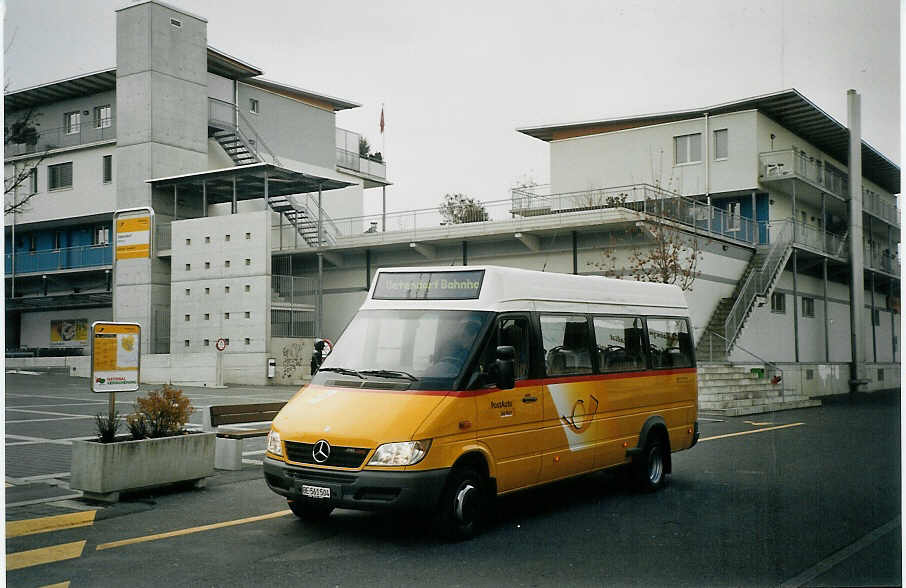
xmin=3 ymin=0 xmax=900 ymax=216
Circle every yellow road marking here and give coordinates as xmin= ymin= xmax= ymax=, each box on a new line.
xmin=701 ymin=422 xmax=804 ymax=441
xmin=7 ymin=510 xmax=97 ymax=538
xmin=7 ymin=540 xmax=86 ymax=571
xmin=40 ymin=582 xmax=71 ymax=588
xmin=744 ymin=420 xmax=773 ymax=426
xmin=96 ymin=510 xmax=292 ymax=551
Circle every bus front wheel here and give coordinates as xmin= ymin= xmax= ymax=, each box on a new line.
xmin=436 ymin=467 xmax=487 ymax=540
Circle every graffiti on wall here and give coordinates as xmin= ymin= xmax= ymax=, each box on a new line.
xmin=281 ymin=341 xmax=309 ymax=381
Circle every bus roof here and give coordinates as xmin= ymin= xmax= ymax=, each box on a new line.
xmin=364 ymin=266 xmax=689 ymax=312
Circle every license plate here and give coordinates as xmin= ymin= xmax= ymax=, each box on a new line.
xmin=300 ymin=484 xmax=330 ymax=499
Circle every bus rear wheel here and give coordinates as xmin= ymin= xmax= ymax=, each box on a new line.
xmin=634 ymin=439 xmax=667 ymax=492
xmin=436 ymin=467 xmax=487 ymax=540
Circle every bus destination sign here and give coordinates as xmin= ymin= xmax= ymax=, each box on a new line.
xmin=373 ymin=270 xmax=485 ymax=300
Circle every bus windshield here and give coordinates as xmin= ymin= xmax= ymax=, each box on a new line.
xmin=314 ymin=309 xmax=492 ymax=390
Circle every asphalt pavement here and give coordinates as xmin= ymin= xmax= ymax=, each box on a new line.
xmin=4 ymin=371 xmax=901 ymax=587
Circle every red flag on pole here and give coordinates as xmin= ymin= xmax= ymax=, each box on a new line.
xmin=380 ymin=106 xmax=385 ymax=134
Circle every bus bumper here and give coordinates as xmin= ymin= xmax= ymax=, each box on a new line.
xmin=263 ymin=456 xmax=450 ymax=512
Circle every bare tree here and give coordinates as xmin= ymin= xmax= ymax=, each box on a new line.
xmin=438 ymin=193 xmax=488 ymax=224
xmin=5 ymin=108 xmax=52 ymax=215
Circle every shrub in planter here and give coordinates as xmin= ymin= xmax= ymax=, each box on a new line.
xmin=126 ymin=384 xmax=193 ymax=439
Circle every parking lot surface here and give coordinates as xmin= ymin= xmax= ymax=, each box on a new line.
xmin=5 ymin=372 xmax=901 ymax=587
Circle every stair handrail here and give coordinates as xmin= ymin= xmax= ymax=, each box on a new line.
xmin=235 ymin=109 xmax=282 ymax=168
xmin=723 ymin=220 xmax=793 ymax=350
xmin=296 ymin=195 xmax=339 ymax=247
xmin=702 ymin=327 xmax=783 ymax=386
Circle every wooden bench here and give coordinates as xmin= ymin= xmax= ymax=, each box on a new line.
xmin=203 ymin=402 xmax=286 ymax=470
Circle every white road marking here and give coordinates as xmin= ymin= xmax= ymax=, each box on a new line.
xmin=243 ymin=449 xmax=266 ymax=456
xmin=5 ymin=370 xmax=44 ymax=375
xmin=7 ymin=494 xmax=84 ymax=508
xmin=7 ymin=408 xmax=104 ymax=418
xmin=8 ymin=472 xmax=72 ymax=483
xmin=7 ymin=416 xmax=93 ymax=424
xmin=779 ymin=516 xmax=900 ymax=587
xmin=242 ymin=459 xmax=263 ymax=465
xmin=698 ymin=417 xmax=724 ymax=422
xmin=5 ymin=434 xmax=84 ymax=446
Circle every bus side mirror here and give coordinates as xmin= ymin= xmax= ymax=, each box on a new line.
xmin=495 ymin=345 xmax=515 ymax=390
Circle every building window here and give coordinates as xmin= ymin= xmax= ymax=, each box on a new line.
xmin=225 ymin=260 xmax=231 ymax=268
xmin=170 ymin=17 xmax=182 ymax=28
xmin=185 ymin=263 xmax=191 ymax=271
xmin=94 ymin=105 xmax=112 ymax=129
xmin=802 ymin=297 xmax=815 ymax=318
xmin=204 ymin=339 xmax=210 ymax=347
xmin=878 ymin=368 xmax=884 ymax=381
xmin=185 ymin=238 xmax=191 ymax=246
xmin=204 ymin=313 xmax=210 ymax=320
xmin=713 ymin=129 xmax=728 ymax=159
xmin=225 ymin=285 xmax=230 ymax=294
xmin=806 ymin=368 xmax=814 ymax=380
xmin=204 ymin=287 xmax=210 ymax=294
xmin=771 ymin=292 xmax=786 ymax=314
xmin=244 ymin=258 xmax=251 ymax=266
xmin=249 ymin=98 xmax=259 ymax=114
xmin=674 ymin=133 xmax=702 ymax=165
xmin=28 ymin=234 xmax=36 ymax=252
xmin=205 ymin=236 xmax=210 ymax=243
xmin=93 ymin=225 xmax=109 ymax=245
xmin=244 ymin=338 xmax=251 ymax=345
xmin=727 ymin=202 xmax=741 ymax=231
xmin=872 ymin=309 xmax=881 ymax=326
xmin=103 ymin=155 xmax=113 ymax=183
xmin=184 ymin=314 xmax=190 ymax=322
xmin=225 ymin=234 xmax=231 ymax=242
xmin=185 ymin=288 xmax=190 ymax=296
xmin=53 ymin=230 xmax=63 ymax=250
xmin=245 ymin=232 xmax=251 ymax=239
xmin=64 ymin=111 xmax=81 ymax=135
xmin=28 ymin=168 xmax=37 ymax=194
xmin=184 ymin=340 xmax=191 ymax=348
xmin=224 ymin=338 xmax=230 ymax=346
xmin=245 ymin=284 xmax=251 ymax=292
xmin=48 ymin=162 xmax=73 ymax=190
xmin=245 ymin=311 xmax=250 ymax=318
xmin=204 ymin=261 xmax=210 ymax=269
xmin=225 ymin=312 xmax=230 ymax=320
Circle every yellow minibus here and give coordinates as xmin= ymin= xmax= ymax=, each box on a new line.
xmin=264 ymin=266 xmax=699 ymax=538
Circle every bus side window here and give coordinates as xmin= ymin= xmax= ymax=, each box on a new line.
xmin=473 ymin=316 xmax=531 ymax=386
xmin=594 ymin=316 xmax=646 ymax=372
xmin=541 ymin=315 xmax=593 ymax=376
xmin=646 ymin=317 xmax=693 ymax=369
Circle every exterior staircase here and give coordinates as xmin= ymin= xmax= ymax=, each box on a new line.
xmin=698 ymin=364 xmax=821 ymax=416
xmin=268 ymin=195 xmax=328 ymax=247
xmin=213 ymin=129 xmax=259 ymax=166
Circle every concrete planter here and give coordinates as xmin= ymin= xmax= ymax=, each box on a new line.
xmin=70 ymin=432 xmax=215 ymax=502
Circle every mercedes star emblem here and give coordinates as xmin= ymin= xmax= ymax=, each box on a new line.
xmin=312 ymin=439 xmax=331 ymax=464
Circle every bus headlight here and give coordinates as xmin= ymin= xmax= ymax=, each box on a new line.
xmin=266 ymin=429 xmax=283 ymax=457
xmin=368 ymin=439 xmax=431 ymax=466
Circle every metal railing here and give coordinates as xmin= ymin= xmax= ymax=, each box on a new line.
xmin=760 ymin=149 xmax=848 ymax=198
xmin=156 ymin=222 xmax=172 ymax=251
xmin=863 ymin=188 xmax=899 ymax=226
xmin=865 ymin=247 xmax=900 ymax=275
xmin=271 ymin=195 xmax=340 ymax=250
xmin=208 ymin=98 xmax=281 ymax=166
xmin=335 ymin=127 xmax=387 ymax=178
xmin=724 ymin=221 xmax=793 ymax=351
xmin=272 ymin=274 xmax=316 ymax=307
xmin=5 ymin=117 xmax=116 ymax=158
xmin=5 ymin=244 xmax=113 ymax=273
xmin=789 ymin=219 xmax=848 ymax=258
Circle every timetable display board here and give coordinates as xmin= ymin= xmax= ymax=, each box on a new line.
xmin=91 ymin=322 xmax=141 ymax=393
xmin=115 ymin=214 xmax=152 ymax=260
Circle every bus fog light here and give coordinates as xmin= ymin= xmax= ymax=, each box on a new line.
xmin=266 ymin=430 xmax=283 ymax=457
xmin=368 ymin=440 xmax=431 ymax=466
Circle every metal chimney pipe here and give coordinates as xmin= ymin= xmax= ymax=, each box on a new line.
xmin=847 ymin=89 xmax=866 ymax=396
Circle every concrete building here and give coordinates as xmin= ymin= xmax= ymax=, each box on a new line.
xmin=274 ymin=89 xmax=899 ymax=399
xmin=5 ymin=1 xmax=389 ymax=383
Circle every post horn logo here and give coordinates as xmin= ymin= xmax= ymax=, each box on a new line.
xmin=560 ymin=395 xmax=599 ymax=434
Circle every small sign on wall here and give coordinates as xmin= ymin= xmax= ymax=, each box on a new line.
xmin=114 ymin=208 xmax=153 ymax=260
xmin=91 ymin=322 xmax=141 ymax=393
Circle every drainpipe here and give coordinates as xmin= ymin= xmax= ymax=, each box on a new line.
xmin=704 ymin=112 xmax=710 ymax=202
xmin=847 ymin=89 xmax=866 ymax=396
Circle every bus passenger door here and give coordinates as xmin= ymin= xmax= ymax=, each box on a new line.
xmin=472 ymin=315 xmax=542 ymax=492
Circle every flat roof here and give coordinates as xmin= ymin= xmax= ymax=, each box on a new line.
xmin=518 ymin=89 xmax=900 ymax=194
xmin=244 ymin=78 xmax=360 ymax=112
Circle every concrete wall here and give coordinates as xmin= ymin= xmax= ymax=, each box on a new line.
xmin=270 ymin=337 xmax=315 ymax=385
xmin=237 ymin=82 xmax=337 ymax=170
xmin=550 ymin=110 xmax=759 ymax=196
xmin=169 ymin=210 xmax=272 ymax=354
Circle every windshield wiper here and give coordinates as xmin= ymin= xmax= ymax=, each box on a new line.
xmin=317 ymin=367 xmax=364 ymax=379
xmin=360 ymin=369 xmax=418 ymax=381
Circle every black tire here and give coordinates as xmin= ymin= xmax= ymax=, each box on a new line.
xmin=633 ymin=438 xmax=667 ymax=492
xmin=435 ymin=467 xmax=487 ymax=540
xmin=288 ymin=499 xmax=334 ymax=521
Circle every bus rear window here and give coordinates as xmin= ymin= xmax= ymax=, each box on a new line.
xmin=373 ymin=270 xmax=484 ymax=300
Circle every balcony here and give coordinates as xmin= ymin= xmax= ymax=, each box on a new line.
xmin=6 ymin=244 xmax=113 ymax=274
xmin=760 ymin=149 xmax=848 ymax=198
xmin=5 ymin=117 xmax=116 ymax=158
xmin=865 ymin=247 xmax=900 ymax=276
xmin=863 ymin=188 xmax=899 ymax=226
xmin=335 ymin=128 xmax=387 ymax=181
